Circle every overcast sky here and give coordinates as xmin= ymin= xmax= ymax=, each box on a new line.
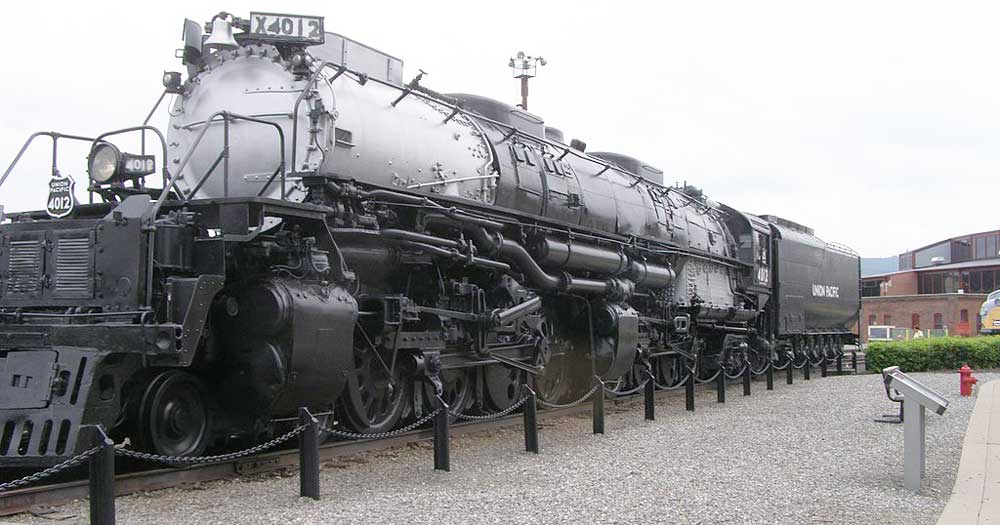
xmin=1 ymin=1 xmax=997 ymax=257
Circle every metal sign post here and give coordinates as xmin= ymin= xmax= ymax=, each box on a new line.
xmin=885 ymin=369 xmax=950 ymax=491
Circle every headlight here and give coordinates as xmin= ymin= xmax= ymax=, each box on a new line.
xmin=88 ymin=143 xmax=121 ymax=183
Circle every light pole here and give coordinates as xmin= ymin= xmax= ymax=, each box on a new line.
xmin=509 ymin=51 xmax=546 ymax=111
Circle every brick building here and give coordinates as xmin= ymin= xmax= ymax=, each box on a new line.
xmin=860 ymin=229 xmax=1000 ymax=342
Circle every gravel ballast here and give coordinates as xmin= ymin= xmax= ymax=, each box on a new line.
xmin=6 ymin=371 xmax=991 ymax=525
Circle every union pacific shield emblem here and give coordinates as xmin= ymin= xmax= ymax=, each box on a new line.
xmin=45 ymin=174 xmax=76 ymax=218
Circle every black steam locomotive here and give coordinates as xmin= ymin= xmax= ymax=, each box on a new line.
xmin=0 ymin=12 xmax=859 ymax=464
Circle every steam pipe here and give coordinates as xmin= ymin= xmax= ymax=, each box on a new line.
xmin=399 ymin=241 xmax=511 ymax=272
xmin=491 ymin=296 xmax=543 ymax=326
xmin=363 ymin=190 xmax=504 ymax=230
xmin=380 ymin=229 xmax=462 ymax=249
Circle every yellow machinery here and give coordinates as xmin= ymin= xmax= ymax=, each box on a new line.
xmin=980 ymin=290 xmax=1000 ymax=334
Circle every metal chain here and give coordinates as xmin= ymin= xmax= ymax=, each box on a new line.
xmin=694 ymin=369 xmax=722 ymax=384
xmin=651 ymin=373 xmax=691 ymax=390
xmin=0 ymin=447 xmax=101 ymax=493
xmin=537 ymin=384 xmax=600 ymax=409
xmin=724 ymin=364 xmax=749 ymax=380
xmin=750 ymin=361 xmax=771 ymax=376
xmin=116 ymin=425 xmax=308 ymax=465
xmin=451 ymin=395 xmax=529 ymax=421
xmin=603 ymin=377 xmax=650 ymax=397
xmin=319 ymin=408 xmax=441 ymax=441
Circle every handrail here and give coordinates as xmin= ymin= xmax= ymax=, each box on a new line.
xmin=151 ymin=111 xmax=286 ymax=219
xmin=140 ymin=90 xmax=169 ymax=168
xmin=0 ymin=131 xmax=95 ymax=190
xmin=827 ymin=241 xmax=859 ymax=257
xmin=296 ymin=59 xmax=705 ymax=211
xmin=290 ymin=61 xmax=345 ymax=173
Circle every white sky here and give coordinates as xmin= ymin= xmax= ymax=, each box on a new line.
xmin=1 ymin=1 xmax=997 ymax=257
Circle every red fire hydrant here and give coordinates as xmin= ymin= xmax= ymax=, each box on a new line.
xmin=960 ymin=364 xmax=978 ymax=397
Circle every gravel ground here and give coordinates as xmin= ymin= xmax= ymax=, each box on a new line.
xmin=4 ymin=371 xmax=992 ymax=525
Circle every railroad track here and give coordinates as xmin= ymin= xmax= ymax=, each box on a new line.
xmin=0 ymin=386 xmax=674 ymax=517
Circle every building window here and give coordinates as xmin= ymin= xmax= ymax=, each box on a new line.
xmin=961 ymin=309 xmax=969 ymax=323
xmin=868 ymin=314 xmax=877 ymax=326
xmin=912 ymin=314 xmax=920 ymax=329
xmin=933 ymin=313 xmax=943 ymax=330
xmin=963 ymin=268 xmax=1000 ymax=293
xmin=861 ymin=279 xmax=882 ymax=297
xmin=977 ymin=236 xmax=988 ymax=259
xmin=919 ymin=273 xmax=947 ymax=294
xmin=884 ymin=314 xmax=892 ymax=326
xmin=974 ymin=234 xmax=1000 ymax=260
xmin=953 ymin=239 xmax=972 ymax=262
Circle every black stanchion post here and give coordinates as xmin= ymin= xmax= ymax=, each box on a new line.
xmin=298 ymin=408 xmax=320 ymax=500
xmin=85 ymin=425 xmax=115 ymax=525
xmin=592 ymin=377 xmax=605 ymax=435
xmin=523 ymin=386 xmax=539 ymax=453
xmin=851 ymin=351 xmax=858 ymax=372
xmin=766 ymin=363 xmax=774 ymax=390
xmin=836 ymin=353 xmax=844 ymax=373
xmin=685 ymin=368 xmax=695 ymax=412
xmin=804 ymin=360 xmax=811 ymax=381
xmin=716 ymin=369 xmax=726 ymax=404
xmin=786 ymin=363 xmax=793 ymax=385
xmin=742 ymin=364 xmax=751 ymax=396
xmin=821 ymin=360 xmax=828 ymax=378
xmin=433 ymin=395 xmax=450 ymax=471
xmin=644 ymin=374 xmax=655 ymax=421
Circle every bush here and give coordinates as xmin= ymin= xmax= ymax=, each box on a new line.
xmin=866 ymin=336 xmax=1000 ymax=372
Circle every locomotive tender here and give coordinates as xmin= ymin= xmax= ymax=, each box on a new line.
xmin=0 ymin=11 xmax=859 ymax=464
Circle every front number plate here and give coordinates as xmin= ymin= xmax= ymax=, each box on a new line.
xmin=249 ymin=12 xmax=324 ymax=44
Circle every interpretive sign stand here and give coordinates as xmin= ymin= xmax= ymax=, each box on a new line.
xmin=885 ymin=369 xmax=949 ymax=491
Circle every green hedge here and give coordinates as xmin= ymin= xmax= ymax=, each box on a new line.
xmin=866 ymin=336 xmax=1000 ymax=372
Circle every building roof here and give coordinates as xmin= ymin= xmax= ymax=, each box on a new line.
xmin=862 ymin=257 xmax=1000 ymax=280
xmin=902 ymin=229 xmax=1000 ymax=257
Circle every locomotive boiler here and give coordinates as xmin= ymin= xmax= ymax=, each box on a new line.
xmin=0 ymin=11 xmax=859 ymax=464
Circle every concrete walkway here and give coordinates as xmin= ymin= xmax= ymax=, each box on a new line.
xmin=938 ymin=380 xmax=1000 ymax=524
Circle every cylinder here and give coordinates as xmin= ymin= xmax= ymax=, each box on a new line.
xmin=629 ymin=260 xmax=674 ymax=288
xmin=233 ymin=279 xmax=293 ymax=335
xmin=532 ymin=238 xmax=629 ymax=275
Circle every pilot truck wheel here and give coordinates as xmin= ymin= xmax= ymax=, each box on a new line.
xmin=134 ymin=370 xmax=213 ymax=458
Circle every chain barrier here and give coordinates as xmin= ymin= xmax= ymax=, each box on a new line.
xmin=450 ymin=396 xmax=530 ymax=421
xmin=750 ymin=361 xmax=771 ymax=376
xmin=116 ymin=425 xmax=308 ymax=465
xmin=723 ymin=364 xmax=749 ymax=380
xmin=771 ymin=359 xmax=790 ymax=371
xmin=319 ymin=409 xmax=441 ymax=441
xmin=0 ymin=447 xmax=101 ymax=493
xmin=603 ymin=377 xmax=651 ymax=397
xmin=537 ymin=384 xmax=600 ymax=409
xmin=650 ymin=373 xmax=691 ymax=390
xmin=694 ymin=369 xmax=722 ymax=384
